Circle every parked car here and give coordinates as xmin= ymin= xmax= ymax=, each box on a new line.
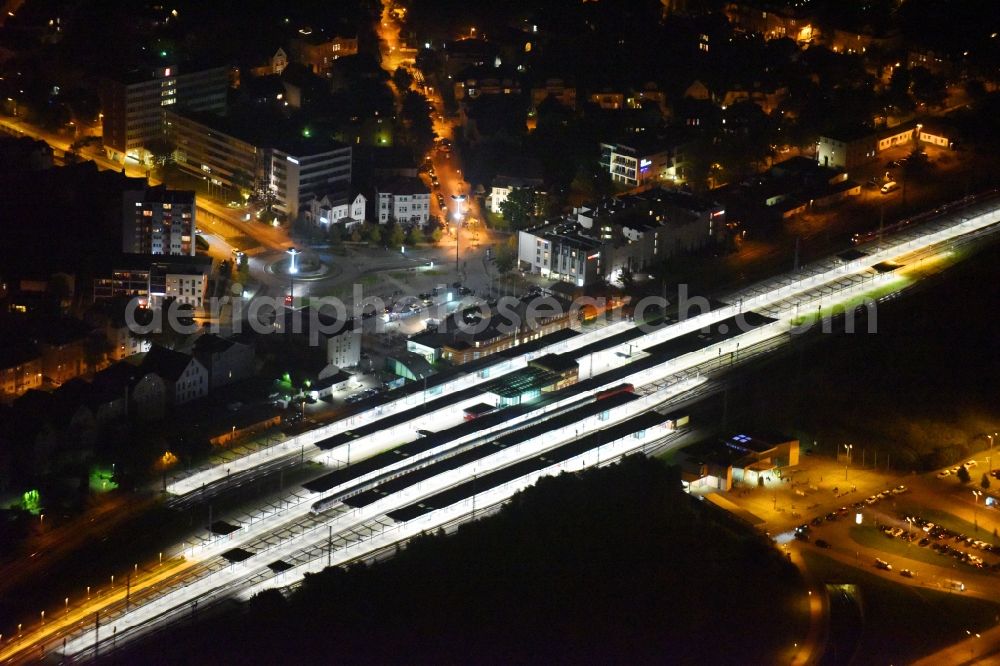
xmin=881 ymin=181 xmax=900 ymax=194
xmin=875 ymin=558 xmax=892 ymax=570
xmin=815 ymin=539 xmax=831 ymax=549
xmin=900 ymin=569 xmax=915 ymax=578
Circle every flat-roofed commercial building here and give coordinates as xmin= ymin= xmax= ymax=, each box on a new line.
xmin=518 ymin=188 xmax=724 ymax=286
xmin=166 ymin=109 xmax=264 ymax=197
xmin=270 ymin=140 xmax=352 ymax=219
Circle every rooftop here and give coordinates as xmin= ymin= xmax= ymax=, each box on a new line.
xmin=139 ymin=345 xmax=199 ymax=382
xmin=480 ymin=365 xmax=563 ymax=399
xmin=723 ymin=432 xmax=797 ymax=454
xmin=377 ymin=176 xmax=430 ymax=197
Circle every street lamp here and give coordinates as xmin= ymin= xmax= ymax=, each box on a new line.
xmin=450 ymin=194 xmax=466 ymax=276
xmin=843 ymin=444 xmax=853 ymax=480
xmin=973 ymin=490 xmax=983 ymax=530
xmin=286 ymin=246 xmax=301 ymax=275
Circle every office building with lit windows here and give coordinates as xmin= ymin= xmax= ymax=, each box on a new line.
xmin=166 ymin=108 xmax=265 ymax=198
xmin=99 ymin=65 xmax=229 ymax=162
xmin=269 ymin=139 xmax=352 ymax=219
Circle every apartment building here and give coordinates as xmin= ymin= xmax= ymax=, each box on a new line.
xmin=122 ymin=185 xmax=196 ymax=256
xmin=599 ymin=138 xmax=678 ymax=188
xmin=0 ymin=345 xmax=43 ymax=401
xmin=93 ymin=255 xmax=213 ymax=310
xmin=290 ymin=29 xmax=359 ymax=76
xmin=375 ymin=177 xmax=431 ymax=225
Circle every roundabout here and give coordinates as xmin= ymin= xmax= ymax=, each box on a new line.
xmin=263 ymin=247 xmax=340 ymax=282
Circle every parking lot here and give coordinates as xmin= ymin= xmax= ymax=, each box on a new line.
xmin=719 ymin=451 xmax=1000 ymax=599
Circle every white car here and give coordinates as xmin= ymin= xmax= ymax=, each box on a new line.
xmin=936 ymin=470 xmax=950 ymax=478
xmin=966 ymin=460 xmax=978 ymax=468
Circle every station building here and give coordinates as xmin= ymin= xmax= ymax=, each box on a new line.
xmin=680 ymin=432 xmax=799 ymax=492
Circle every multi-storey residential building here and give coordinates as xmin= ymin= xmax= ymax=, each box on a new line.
xmin=489 ymin=174 xmax=544 ymax=215
xmin=122 ymin=185 xmax=196 ymax=256
xmin=132 ymin=345 xmax=209 ymax=419
xmin=193 ymin=333 xmax=256 ymax=390
xmin=725 ymin=2 xmax=817 ymax=43
xmin=101 ymin=309 xmax=151 ymax=361
xmin=530 ymin=79 xmax=577 ymax=111
xmin=290 ymin=29 xmax=359 ymax=76
xmin=99 ymin=65 xmax=229 ymax=162
xmin=93 ymin=255 xmax=212 ymax=309
xmin=166 ymin=108 xmax=264 ymax=197
xmin=375 ymin=177 xmax=431 ymax=225
xmin=163 ymin=269 xmax=208 ymax=309
xmin=0 ymin=345 xmax=43 ymax=401
xmin=589 ymin=90 xmax=625 ymax=110
xmin=272 ymin=307 xmax=361 ymax=370
xmin=453 ymin=68 xmax=522 ymax=103
xmin=599 ymin=139 xmax=678 ymax=188
xmin=270 ymin=139 xmax=352 ymax=219
xmin=302 ymin=190 xmax=367 ymax=227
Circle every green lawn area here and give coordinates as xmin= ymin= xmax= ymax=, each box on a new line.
xmin=803 ymin=549 xmax=1000 ymax=665
xmin=848 ymin=524 xmax=983 ymax=572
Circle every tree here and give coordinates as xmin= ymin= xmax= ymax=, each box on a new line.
xmin=406 ymin=226 xmax=423 ymax=247
xmin=965 ymin=79 xmax=987 ymax=102
xmin=146 ymin=137 xmax=175 ymax=168
xmin=251 ymin=186 xmax=279 ymax=218
xmin=366 ymin=224 xmax=382 ymax=245
xmin=430 ymin=227 xmax=444 ymax=243
xmin=389 ymin=224 xmax=406 ymax=248
xmin=982 ymin=473 xmax=991 ymax=490
xmin=493 ymin=237 xmax=518 ymax=275
xmin=230 ymin=170 xmax=255 ymax=201
xmin=328 ymin=224 xmax=342 ymax=245
xmin=400 ymin=90 xmax=436 ymax=152
xmin=903 ymin=146 xmax=931 ymax=177
xmin=393 ymin=66 xmax=413 ymax=92
xmin=957 ymin=465 xmax=971 ymax=484
xmin=237 ymin=254 xmax=250 ymax=283
xmin=620 ymin=266 xmax=635 ymax=291
xmin=499 ymin=187 xmax=543 ymax=231
xmin=910 ymin=66 xmax=947 ymax=108
xmin=349 ymin=227 xmax=362 ymax=243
